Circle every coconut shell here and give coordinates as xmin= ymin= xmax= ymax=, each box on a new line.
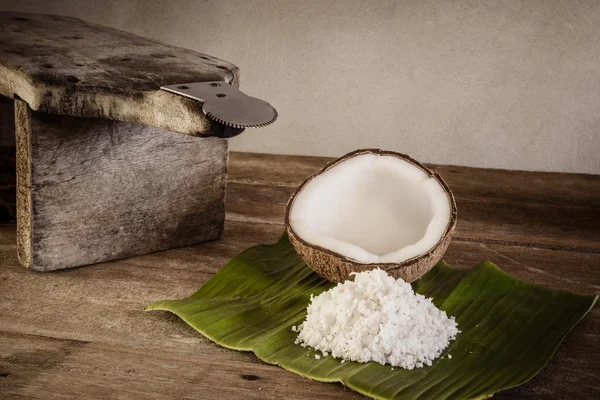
xmin=285 ymin=149 xmax=458 ymax=283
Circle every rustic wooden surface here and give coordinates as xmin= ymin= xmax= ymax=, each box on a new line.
xmin=1 ymin=152 xmax=598 ymax=399
xmin=12 ymin=99 xmax=228 ymax=271
xmin=0 ymin=12 xmax=240 ymax=137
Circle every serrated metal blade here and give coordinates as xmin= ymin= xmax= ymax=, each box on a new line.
xmin=161 ymin=81 xmax=277 ymax=128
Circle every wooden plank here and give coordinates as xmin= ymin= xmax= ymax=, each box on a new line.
xmin=0 ymin=219 xmax=598 ymax=399
xmin=225 ymin=181 xmax=600 ymax=252
xmin=228 ymin=152 xmax=331 ymax=187
xmin=0 ymin=331 xmax=359 ymax=400
xmin=0 ymin=221 xmax=284 ymax=349
xmin=0 ymin=12 xmax=240 ymax=136
xmin=229 ymin=152 xmax=600 ymax=208
xmin=14 ymin=99 xmax=228 ymax=270
xmin=228 ymin=152 xmax=600 ymax=251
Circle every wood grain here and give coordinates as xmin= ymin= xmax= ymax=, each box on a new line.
xmin=0 ymin=331 xmax=359 ymax=400
xmin=228 ymin=152 xmax=600 ymax=252
xmin=0 ymin=12 xmax=240 ymax=137
xmin=1 ymin=152 xmax=598 ymax=399
xmin=15 ymin=100 xmax=31 ymax=268
xmin=15 ymin=99 xmax=228 ymax=271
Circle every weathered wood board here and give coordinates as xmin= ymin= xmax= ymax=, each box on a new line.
xmin=0 ymin=12 xmax=240 ymax=137
xmin=14 ymin=99 xmax=227 ymax=271
xmin=0 ymin=148 xmax=598 ymax=398
xmin=227 ymin=152 xmax=600 ymax=252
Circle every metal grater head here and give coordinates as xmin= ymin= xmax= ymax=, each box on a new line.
xmin=161 ymin=81 xmax=277 ymax=129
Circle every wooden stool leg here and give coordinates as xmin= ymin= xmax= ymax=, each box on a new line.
xmin=15 ymin=99 xmax=32 ymax=267
xmin=15 ymin=99 xmax=227 ymax=271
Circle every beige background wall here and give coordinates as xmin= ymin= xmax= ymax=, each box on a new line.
xmin=2 ymin=0 xmax=599 ymax=173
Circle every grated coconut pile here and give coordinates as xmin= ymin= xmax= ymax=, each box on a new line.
xmin=293 ymin=269 xmax=458 ymax=370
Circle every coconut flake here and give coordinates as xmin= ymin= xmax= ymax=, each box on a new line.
xmin=294 ymin=269 xmax=458 ymax=370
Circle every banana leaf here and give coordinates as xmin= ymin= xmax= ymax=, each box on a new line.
xmin=146 ymin=233 xmax=597 ymax=400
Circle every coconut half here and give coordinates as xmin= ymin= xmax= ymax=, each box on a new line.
xmin=285 ymin=149 xmax=457 ymax=283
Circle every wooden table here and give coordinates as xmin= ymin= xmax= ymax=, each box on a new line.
xmin=1 ymin=152 xmax=599 ymax=399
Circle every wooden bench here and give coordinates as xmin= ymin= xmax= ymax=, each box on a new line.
xmin=0 ymin=12 xmax=244 ymax=271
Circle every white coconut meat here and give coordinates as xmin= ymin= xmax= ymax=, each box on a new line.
xmin=289 ymin=153 xmax=451 ymax=264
